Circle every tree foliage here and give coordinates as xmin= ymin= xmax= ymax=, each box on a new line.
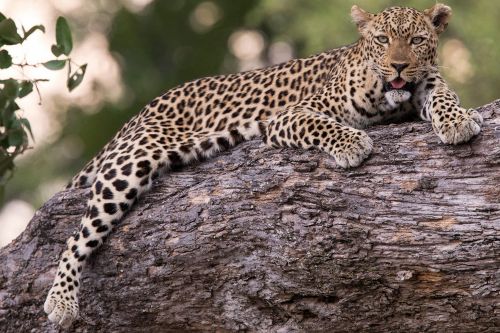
xmin=0 ymin=14 xmax=85 ymax=199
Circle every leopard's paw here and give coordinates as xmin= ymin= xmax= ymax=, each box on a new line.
xmin=44 ymin=285 xmax=79 ymax=328
xmin=385 ymin=89 xmax=411 ymax=106
xmin=434 ymin=108 xmax=483 ymax=144
xmin=332 ymin=129 xmax=373 ymax=168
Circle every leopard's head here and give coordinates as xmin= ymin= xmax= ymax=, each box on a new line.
xmin=351 ymin=4 xmax=451 ymax=93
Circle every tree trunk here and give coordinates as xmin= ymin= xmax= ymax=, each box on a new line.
xmin=1 ymin=101 xmax=499 ymax=333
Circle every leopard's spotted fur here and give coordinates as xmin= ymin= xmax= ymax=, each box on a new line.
xmin=44 ymin=4 xmax=482 ymax=328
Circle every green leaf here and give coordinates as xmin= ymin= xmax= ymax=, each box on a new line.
xmin=22 ymin=24 xmax=45 ymax=41
xmin=55 ymin=16 xmax=72 ymax=55
xmin=19 ymin=118 xmax=34 ymax=140
xmin=19 ymin=81 xmax=33 ymax=98
xmin=43 ymin=59 xmax=66 ymax=70
xmin=51 ymin=44 xmax=63 ymax=57
xmin=8 ymin=128 xmax=25 ymax=147
xmin=67 ymin=64 xmax=87 ymax=91
xmin=9 ymin=115 xmax=21 ymax=129
xmin=0 ymin=49 xmax=12 ymax=68
xmin=1 ymin=100 xmax=20 ymax=126
xmin=0 ymin=95 xmax=7 ymax=114
xmin=2 ymin=79 xmax=19 ymax=99
xmin=0 ymin=14 xmax=6 ymax=49
xmin=0 ymin=137 xmax=9 ymax=149
xmin=0 ymin=18 xmax=22 ymax=44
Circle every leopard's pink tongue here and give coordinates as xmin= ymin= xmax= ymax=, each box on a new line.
xmin=390 ymin=78 xmax=406 ymax=89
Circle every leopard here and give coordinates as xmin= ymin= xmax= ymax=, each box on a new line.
xmin=44 ymin=3 xmax=482 ymax=328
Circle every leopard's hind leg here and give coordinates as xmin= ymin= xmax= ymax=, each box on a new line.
xmin=66 ymin=115 xmax=142 ymax=189
xmin=43 ymin=122 xmax=258 ymax=328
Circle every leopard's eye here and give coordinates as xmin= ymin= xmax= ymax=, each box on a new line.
xmin=411 ymin=36 xmax=424 ymax=45
xmin=375 ymin=35 xmax=389 ymax=44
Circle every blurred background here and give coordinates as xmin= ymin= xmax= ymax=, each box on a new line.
xmin=0 ymin=0 xmax=498 ymax=247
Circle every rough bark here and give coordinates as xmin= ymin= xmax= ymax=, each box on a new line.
xmin=1 ymin=101 xmax=499 ymax=333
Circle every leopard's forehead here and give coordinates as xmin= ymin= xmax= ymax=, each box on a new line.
xmin=371 ymin=7 xmax=430 ymax=37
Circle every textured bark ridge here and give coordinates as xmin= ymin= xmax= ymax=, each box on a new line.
xmin=1 ymin=101 xmax=499 ymax=333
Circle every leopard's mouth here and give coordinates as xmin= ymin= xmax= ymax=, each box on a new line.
xmin=383 ymin=78 xmax=416 ymax=93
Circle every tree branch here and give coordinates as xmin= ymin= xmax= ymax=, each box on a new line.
xmin=1 ymin=101 xmax=499 ymax=332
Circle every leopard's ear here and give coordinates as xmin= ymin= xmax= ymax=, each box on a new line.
xmin=351 ymin=5 xmax=373 ymax=34
xmin=424 ymin=3 xmax=452 ymax=34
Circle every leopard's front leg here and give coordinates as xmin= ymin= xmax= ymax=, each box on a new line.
xmin=264 ymin=107 xmax=373 ymax=168
xmin=414 ymin=72 xmax=482 ymax=144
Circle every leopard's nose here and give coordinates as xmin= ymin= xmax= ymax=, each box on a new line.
xmin=391 ymin=63 xmax=409 ymax=74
